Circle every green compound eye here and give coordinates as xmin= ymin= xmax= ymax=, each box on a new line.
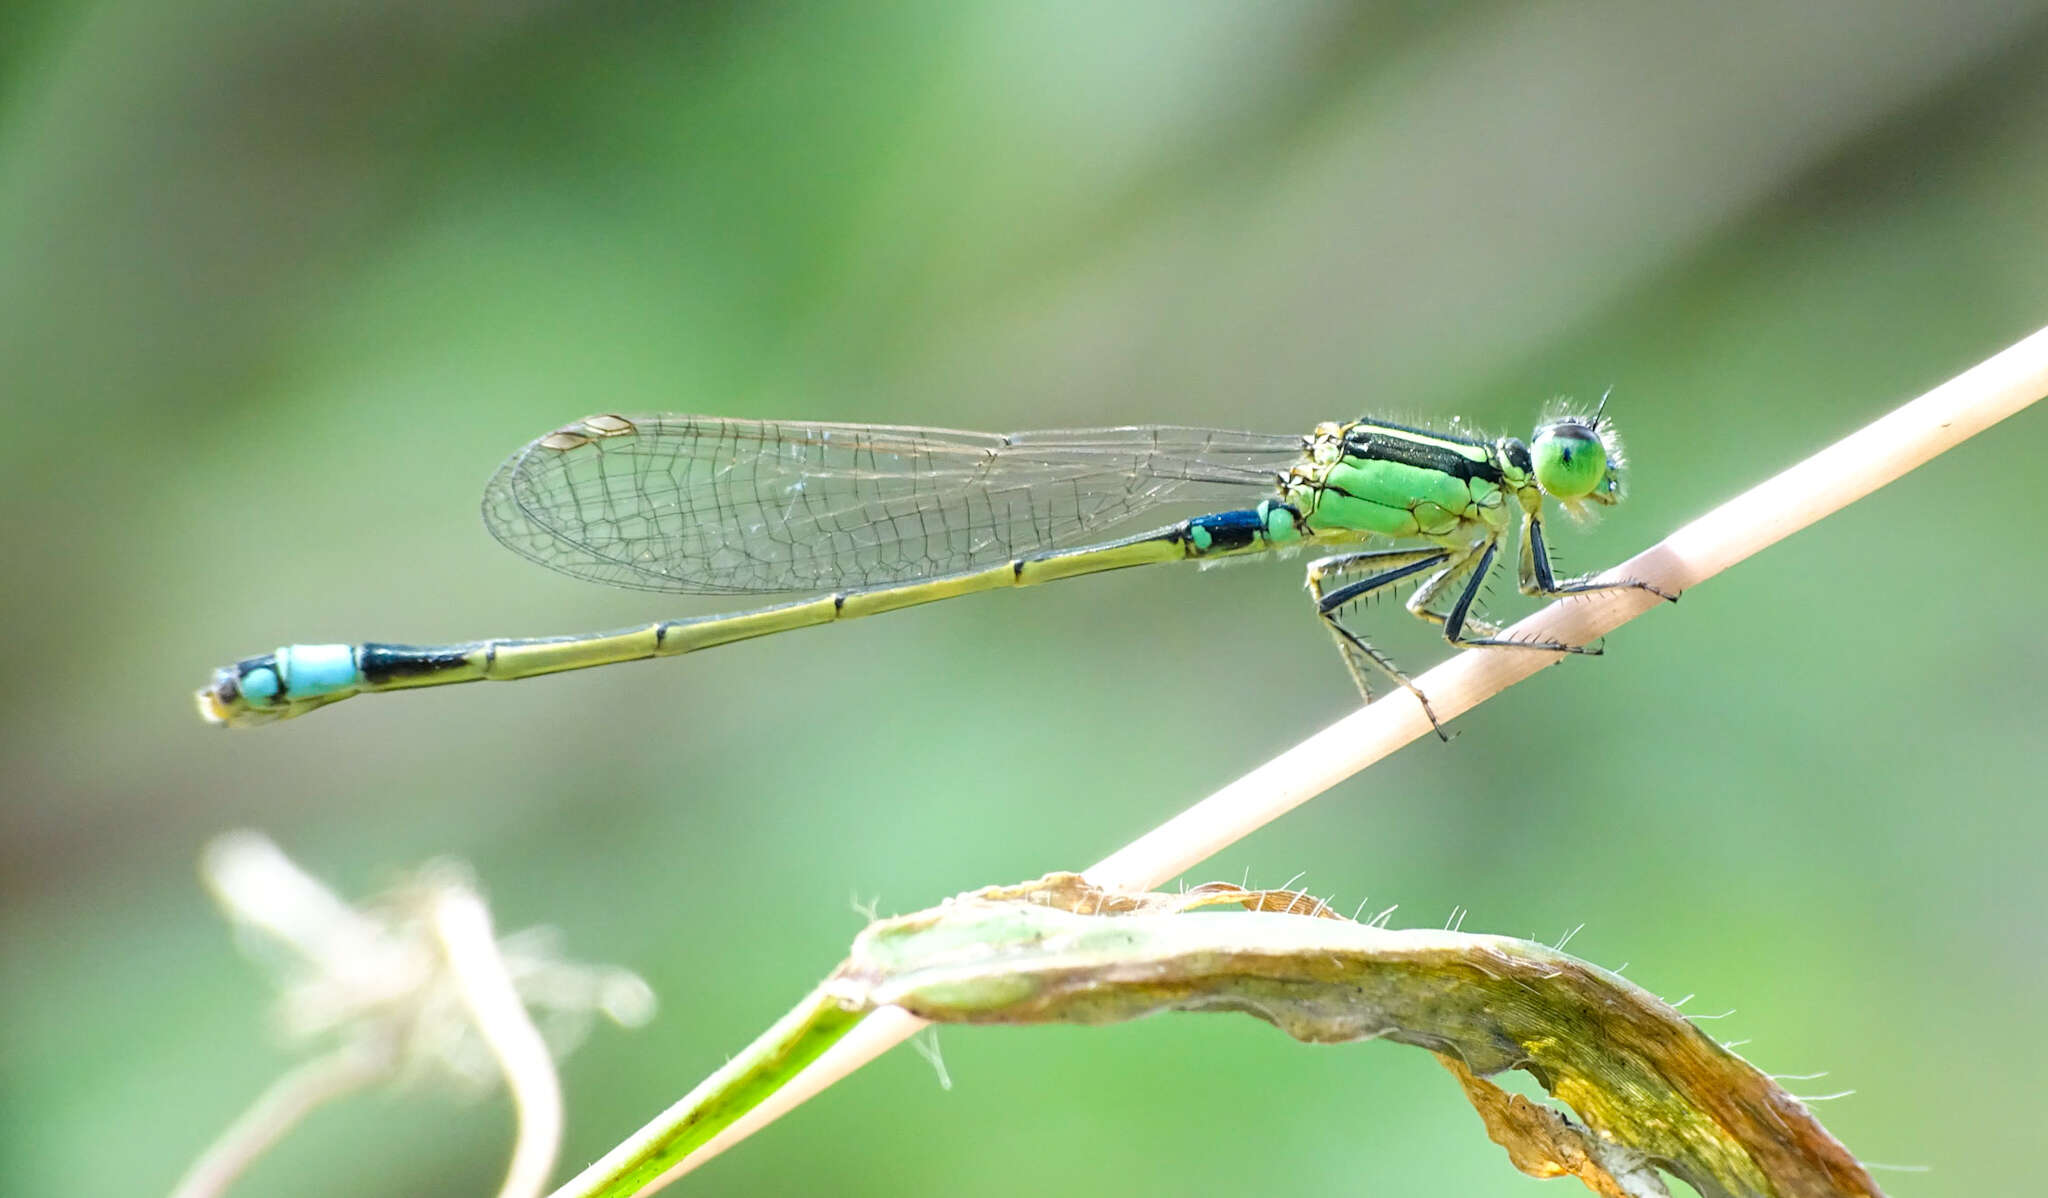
xmin=1531 ymin=421 xmax=1608 ymax=500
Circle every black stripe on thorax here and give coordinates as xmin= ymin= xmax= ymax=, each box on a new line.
xmin=1342 ymin=422 xmax=1505 ymax=485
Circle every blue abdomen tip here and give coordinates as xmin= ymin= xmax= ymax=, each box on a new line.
xmin=278 ymin=644 xmax=361 ymax=696
xmin=239 ymin=665 xmax=282 ymax=702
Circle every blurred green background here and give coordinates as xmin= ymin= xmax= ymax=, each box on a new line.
xmin=5 ymin=2 xmax=2047 ymax=1194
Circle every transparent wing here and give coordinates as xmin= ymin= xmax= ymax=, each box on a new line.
xmin=481 ymin=414 xmax=1304 ymax=594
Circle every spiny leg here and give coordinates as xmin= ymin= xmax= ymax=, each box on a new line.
xmin=1520 ymin=512 xmax=1677 ymax=602
xmin=1414 ymin=539 xmax=1600 ymax=653
xmin=1305 ymin=548 xmax=1454 ymax=739
xmin=1310 ymin=547 xmax=1452 ymax=613
xmin=1404 ymin=540 xmax=1509 ymax=641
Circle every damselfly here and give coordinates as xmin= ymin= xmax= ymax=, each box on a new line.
xmin=197 ymin=407 xmax=1670 ymax=735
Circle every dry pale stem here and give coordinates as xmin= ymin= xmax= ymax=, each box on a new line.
xmin=434 ymin=889 xmax=566 ymax=1198
xmin=169 ymin=1042 xmax=396 ymax=1198
xmin=634 ymin=322 xmax=2048 ymax=1191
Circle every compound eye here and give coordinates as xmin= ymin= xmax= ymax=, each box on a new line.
xmin=1531 ymin=422 xmax=1607 ymax=500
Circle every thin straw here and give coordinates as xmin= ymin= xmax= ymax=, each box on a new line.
xmin=633 ymin=323 xmax=2048 ymax=1191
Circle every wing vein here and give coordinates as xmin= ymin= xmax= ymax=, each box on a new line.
xmin=480 ymin=415 xmax=1301 ymax=594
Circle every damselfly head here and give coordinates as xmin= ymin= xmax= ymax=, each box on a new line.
xmin=1531 ymin=396 xmax=1627 ymax=518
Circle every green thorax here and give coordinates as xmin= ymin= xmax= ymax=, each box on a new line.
xmin=1282 ymin=418 xmax=1532 ymax=541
